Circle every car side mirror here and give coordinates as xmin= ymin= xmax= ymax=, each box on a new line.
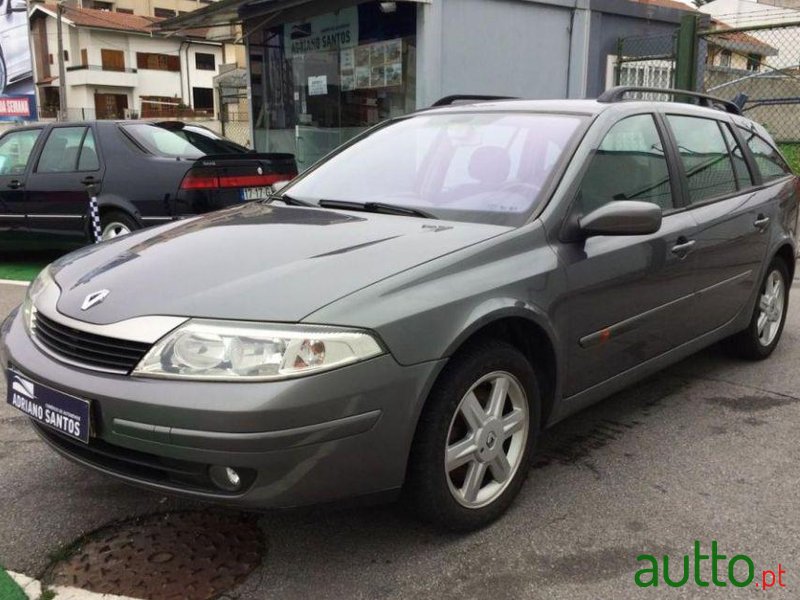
xmin=579 ymin=200 xmax=663 ymax=237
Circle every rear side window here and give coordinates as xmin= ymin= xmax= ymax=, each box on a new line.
xmin=37 ymin=127 xmax=93 ymax=173
xmin=667 ymin=115 xmax=737 ymax=204
xmin=576 ymin=114 xmax=673 ymax=214
xmin=720 ymin=124 xmax=752 ymax=188
xmin=0 ymin=129 xmax=40 ymax=175
xmin=738 ymin=128 xmax=792 ymax=181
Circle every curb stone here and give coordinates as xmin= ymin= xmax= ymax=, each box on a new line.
xmin=9 ymin=572 xmax=140 ymax=600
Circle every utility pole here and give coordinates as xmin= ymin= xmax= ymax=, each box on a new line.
xmin=56 ymin=2 xmax=67 ymax=120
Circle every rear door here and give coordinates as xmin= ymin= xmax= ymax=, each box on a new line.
xmin=25 ymin=125 xmax=104 ymax=243
xmin=556 ymin=113 xmax=699 ymax=396
xmin=0 ymin=127 xmax=42 ymax=235
xmin=663 ymin=114 xmax=772 ymax=335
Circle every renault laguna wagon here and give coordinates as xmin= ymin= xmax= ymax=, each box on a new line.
xmin=2 ymin=88 xmax=797 ymax=531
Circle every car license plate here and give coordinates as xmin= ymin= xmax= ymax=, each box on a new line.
xmin=240 ymin=186 xmax=271 ymax=201
xmin=6 ymin=369 xmax=90 ymax=444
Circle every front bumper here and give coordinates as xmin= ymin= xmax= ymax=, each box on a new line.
xmin=0 ymin=309 xmax=444 ymax=508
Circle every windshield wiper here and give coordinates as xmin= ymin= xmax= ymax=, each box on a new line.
xmin=317 ymin=200 xmax=434 ymax=219
xmin=264 ymin=194 xmax=314 ymax=207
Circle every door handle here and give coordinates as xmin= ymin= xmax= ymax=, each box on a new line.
xmin=81 ymin=176 xmax=100 ymax=185
xmin=754 ymin=214 xmax=770 ymax=231
xmin=7 ymin=180 xmax=22 ymax=190
xmin=671 ymin=238 xmax=696 ymax=258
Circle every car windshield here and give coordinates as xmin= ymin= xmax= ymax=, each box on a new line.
xmin=122 ymin=123 xmax=246 ymax=159
xmin=285 ymin=112 xmax=585 ymax=226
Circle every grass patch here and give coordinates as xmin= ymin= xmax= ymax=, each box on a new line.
xmin=778 ymin=143 xmax=800 ymax=174
xmin=0 ymin=250 xmax=65 ymax=283
xmin=0 ymin=566 xmax=26 ymax=600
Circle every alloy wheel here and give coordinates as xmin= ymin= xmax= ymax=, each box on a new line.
xmin=757 ymin=269 xmax=785 ymax=347
xmin=445 ymin=371 xmax=529 ymax=509
xmin=101 ymin=222 xmax=131 ymax=241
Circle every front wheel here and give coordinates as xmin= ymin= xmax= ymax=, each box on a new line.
xmin=724 ymin=258 xmax=790 ymax=359
xmin=405 ymin=340 xmax=539 ymax=531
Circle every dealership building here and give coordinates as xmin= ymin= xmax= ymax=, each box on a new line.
xmin=159 ymin=0 xmax=691 ymax=170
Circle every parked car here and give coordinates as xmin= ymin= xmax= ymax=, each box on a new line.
xmin=2 ymin=88 xmax=797 ymax=531
xmin=0 ymin=120 xmax=296 ymax=248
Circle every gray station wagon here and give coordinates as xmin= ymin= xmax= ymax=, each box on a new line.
xmin=2 ymin=87 xmax=797 ymax=531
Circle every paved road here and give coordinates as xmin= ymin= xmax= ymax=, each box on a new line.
xmin=1 ymin=280 xmax=799 ymax=599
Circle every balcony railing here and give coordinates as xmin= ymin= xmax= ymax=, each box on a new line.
xmin=67 ymin=64 xmax=138 ymax=73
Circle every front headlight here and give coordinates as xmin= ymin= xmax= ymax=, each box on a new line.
xmin=133 ymin=319 xmax=384 ymax=381
xmin=22 ymin=266 xmax=56 ymax=334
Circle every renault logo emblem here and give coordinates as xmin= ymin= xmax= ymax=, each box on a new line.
xmin=81 ymin=289 xmax=110 ymax=311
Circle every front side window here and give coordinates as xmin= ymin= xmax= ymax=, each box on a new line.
xmin=0 ymin=129 xmax=41 ymax=175
xmin=738 ymin=127 xmax=792 ymax=181
xmin=37 ymin=127 xmax=89 ymax=173
xmin=285 ymin=112 xmax=585 ymax=226
xmin=667 ymin=115 xmax=738 ymax=204
xmin=576 ymin=114 xmax=673 ymax=215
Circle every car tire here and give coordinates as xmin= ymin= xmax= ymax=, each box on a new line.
xmin=404 ymin=339 xmax=540 ymax=531
xmin=99 ymin=210 xmax=139 ymax=241
xmin=724 ymin=257 xmax=790 ymax=360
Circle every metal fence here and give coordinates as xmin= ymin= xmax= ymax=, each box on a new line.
xmin=698 ymin=21 xmax=800 ymax=144
xmin=613 ymin=31 xmax=677 ymax=100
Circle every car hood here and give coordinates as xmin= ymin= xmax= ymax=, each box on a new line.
xmin=52 ymin=203 xmax=508 ymax=325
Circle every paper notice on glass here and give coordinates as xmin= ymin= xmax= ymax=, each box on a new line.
xmin=341 ymin=71 xmax=355 ymax=92
xmin=340 ymin=48 xmax=355 ymax=71
xmin=308 ymin=75 xmax=328 ymax=96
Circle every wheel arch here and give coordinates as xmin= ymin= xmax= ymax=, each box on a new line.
xmin=774 ymin=242 xmax=796 ymax=281
xmin=438 ymin=307 xmax=561 ymax=427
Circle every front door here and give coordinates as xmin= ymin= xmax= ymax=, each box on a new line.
xmin=24 ymin=125 xmax=103 ymax=244
xmin=0 ymin=127 xmax=42 ymax=238
xmin=555 ymin=114 xmax=698 ymax=397
xmin=94 ymin=93 xmax=128 ymax=119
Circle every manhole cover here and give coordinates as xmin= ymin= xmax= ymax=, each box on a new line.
xmin=48 ymin=511 xmax=263 ymax=600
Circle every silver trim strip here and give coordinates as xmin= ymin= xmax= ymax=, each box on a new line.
xmin=28 ymin=214 xmax=83 ymax=219
xmin=0 ymin=214 xmax=25 ymax=218
xmin=36 ymin=278 xmax=187 ymax=344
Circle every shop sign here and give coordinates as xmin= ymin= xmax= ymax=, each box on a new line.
xmin=285 ymin=7 xmax=359 ymax=57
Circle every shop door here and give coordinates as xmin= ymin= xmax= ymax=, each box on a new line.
xmin=94 ymin=93 xmax=128 ymax=119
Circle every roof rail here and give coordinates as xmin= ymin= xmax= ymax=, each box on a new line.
xmin=597 ymin=86 xmax=741 ymax=115
xmin=432 ymin=95 xmax=518 ymax=107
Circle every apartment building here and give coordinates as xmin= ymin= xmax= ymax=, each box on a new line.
xmin=29 ymin=3 xmax=225 ymax=120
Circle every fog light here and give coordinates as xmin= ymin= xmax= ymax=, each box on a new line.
xmin=225 ymin=467 xmax=240 ymax=487
xmin=209 ymin=465 xmax=243 ymax=491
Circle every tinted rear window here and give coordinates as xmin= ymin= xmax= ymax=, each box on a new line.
xmin=122 ymin=124 xmax=247 ymax=159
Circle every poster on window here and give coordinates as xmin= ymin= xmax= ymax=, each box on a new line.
xmin=0 ymin=1 xmax=35 ymax=120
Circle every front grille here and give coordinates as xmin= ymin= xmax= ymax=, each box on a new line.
xmin=34 ymin=423 xmax=255 ymax=495
xmin=32 ymin=310 xmax=151 ymax=373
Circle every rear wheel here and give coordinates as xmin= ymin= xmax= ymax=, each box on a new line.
xmin=724 ymin=258 xmax=790 ymax=359
xmin=405 ymin=339 xmax=539 ymax=531
xmin=100 ymin=210 xmax=138 ymax=241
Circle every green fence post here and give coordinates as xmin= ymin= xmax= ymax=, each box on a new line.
xmin=675 ymin=14 xmax=699 ymax=91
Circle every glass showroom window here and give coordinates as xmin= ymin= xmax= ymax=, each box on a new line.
xmin=249 ymin=3 xmax=417 ymax=171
